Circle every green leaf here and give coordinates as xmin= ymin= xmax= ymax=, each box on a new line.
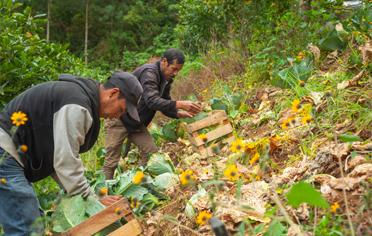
xmin=286 ymin=182 xmax=329 ymax=208
xmin=339 ymin=133 xmax=362 ymax=143
xmin=96 ymin=147 xmax=106 ymax=159
xmin=210 ymin=98 xmax=228 ymax=111
xmin=122 ymin=185 xmax=149 ymax=200
xmin=52 ymin=195 xmax=88 ymax=233
xmin=153 ymin=172 xmax=179 ymax=190
xmin=263 ymin=220 xmax=286 ymax=236
xmin=319 ymin=24 xmax=348 ymax=51
xmin=146 ymin=153 xmax=175 ymax=175
xmin=161 ymin=120 xmax=178 ymax=142
xmin=85 ymin=196 xmax=105 ymax=217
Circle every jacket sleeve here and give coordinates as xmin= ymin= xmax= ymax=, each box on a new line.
xmin=53 ymin=104 xmax=94 ymax=197
xmin=141 ymin=71 xmax=178 ymax=118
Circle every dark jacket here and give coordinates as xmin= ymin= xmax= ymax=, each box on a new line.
xmin=121 ymin=61 xmax=178 ymax=132
xmin=0 ymin=76 xmax=100 ymax=189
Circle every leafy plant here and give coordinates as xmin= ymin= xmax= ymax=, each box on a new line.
xmin=286 ymin=182 xmax=329 ymax=208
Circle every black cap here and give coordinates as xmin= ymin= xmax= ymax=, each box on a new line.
xmin=107 ymin=72 xmax=143 ymax=122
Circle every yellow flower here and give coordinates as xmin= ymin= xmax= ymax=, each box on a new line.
xmin=230 ymin=138 xmax=244 ymax=153
xmin=130 ymin=198 xmax=140 ymax=209
xmin=114 ymin=207 xmax=122 ymax=215
xmin=10 ymin=111 xmax=28 ymax=126
xmin=198 ymin=133 xmax=208 ymax=143
xmin=19 ymin=145 xmax=28 ymax=153
xmin=196 ymin=210 xmax=212 ymax=225
xmin=132 ymin=171 xmax=145 ymax=184
xmin=291 ymin=99 xmax=301 ymax=112
xmin=249 ymin=152 xmax=260 ymax=165
xmin=301 ymin=115 xmax=312 ymax=125
xmin=223 ymin=164 xmax=239 ymax=181
xmin=179 ymin=169 xmax=195 ymax=185
xmin=296 ymin=51 xmax=305 ymax=61
xmin=281 ymin=120 xmax=290 ymax=130
xmin=0 ymin=178 xmax=6 ymax=185
xmin=331 ymin=202 xmax=340 ymax=213
xmin=99 ymin=187 xmax=108 ymax=196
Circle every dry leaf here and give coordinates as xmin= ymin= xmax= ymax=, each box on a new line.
xmin=359 ymin=40 xmax=372 ymax=64
xmin=346 ymin=155 xmax=368 ymax=172
xmin=308 ymin=43 xmax=321 ymax=62
xmin=348 ymin=163 xmax=372 ymax=178
xmin=329 ymin=177 xmax=360 ymax=191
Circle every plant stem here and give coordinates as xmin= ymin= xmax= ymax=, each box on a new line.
xmin=334 ymin=133 xmax=355 ymax=236
xmin=270 ymin=188 xmax=305 ymax=236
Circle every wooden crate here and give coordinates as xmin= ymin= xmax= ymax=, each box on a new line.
xmin=61 ymin=198 xmax=142 ymax=236
xmin=185 ymin=110 xmax=234 ymax=156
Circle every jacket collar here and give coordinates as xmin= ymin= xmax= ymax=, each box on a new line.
xmin=156 ymin=61 xmax=174 ymax=83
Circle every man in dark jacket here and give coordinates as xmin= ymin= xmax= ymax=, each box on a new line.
xmin=103 ymin=48 xmax=201 ymax=179
xmin=0 ymin=72 xmax=143 ymax=235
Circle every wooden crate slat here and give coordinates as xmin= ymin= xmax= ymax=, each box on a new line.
xmin=107 ymin=219 xmax=142 ymax=236
xmin=63 ymin=199 xmax=132 ymax=236
xmin=194 ymin=123 xmax=233 ymax=146
xmin=223 ymin=135 xmax=236 ymax=144
xmin=186 ymin=110 xmax=227 ymax=133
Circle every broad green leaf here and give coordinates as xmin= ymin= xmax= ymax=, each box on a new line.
xmin=210 ymin=98 xmax=228 ymax=111
xmin=85 ymin=196 xmax=105 ymax=217
xmin=339 ymin=133 xmax=362 ymax=143
xmin=153 ymin=172 xmax=179 ymax=190
xmin=286 ymin=182 xmax=329 ymax=208
xmin=122 ymin=185 xmax=148 ymax=200
xmin=263 ymin=220 xmax=286 ymax=236
xmin=52 ymin=195 xmax=88 ymax=233
xmin=146 ymin=153 xmax=175 ymax=175
xmin=161 ymin=120 xmax=179 ymax=142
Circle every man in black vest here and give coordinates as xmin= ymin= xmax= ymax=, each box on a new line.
xmin=103 ymin=48 xmax=202 ymax=179
xmin=0 ymin=72 xmax=143 ymax=235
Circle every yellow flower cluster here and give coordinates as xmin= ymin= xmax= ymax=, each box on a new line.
xmin=132 ymin=171 xmax=145 ymax=184
xmin=230 ymin=138 xmax=244 ymax=153
xmin=179 ymin=169 xmax=196 ymax=185
xmin=223 ymin=164 xmax=239 ymax=181
xmin=196 ymin=210 xmax=212 ymax=225
xmin=280 ymin=99 xmax=313 ymax=129
xmin=10 ymin=111 xmax=28 ymax=126
xmin=249 ymin=152 xmax=260 ymax=165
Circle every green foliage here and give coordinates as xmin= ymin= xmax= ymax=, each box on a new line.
xmin=263 ymin=220 xmax=286 ymax=236
xmin=319 ymin=23 xmax=348 ymax=51
xmin=146 ymin=153 xmax=176 ymax=176
xmin=153 ymin=172 xmax=179 ymax=190
xmin=286 ymin=182 xmax=329 ymax=209
xmin=271 ymin=58 xmax=313 ymax=89
xmin=0 ymin=0 xmax=105 ymax=105
xmin=315 ymin=215 xmax=344 ymax=236
xmin=52 ymin=195 xmax=104 ymax=233
xmin=338 ymin=133 xmax=362 ymax=143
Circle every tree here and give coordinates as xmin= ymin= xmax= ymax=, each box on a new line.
xmin=84 ymin=0 xmax=89 ymax=65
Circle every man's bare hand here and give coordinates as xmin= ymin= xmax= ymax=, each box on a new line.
xmin=177 ymin=110 xmax=193 ymax=118
xmin=99 ymin=195 xmax=122 ymax=206
xmin=176 ymin=101 xmax=202 ymax=115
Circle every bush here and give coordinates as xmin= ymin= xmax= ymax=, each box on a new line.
xmin=0 ymin=0 xmax=105 ymax=106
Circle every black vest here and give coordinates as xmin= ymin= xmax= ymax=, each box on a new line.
xmin=0 ymin=76 xmax=100 ymax=182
